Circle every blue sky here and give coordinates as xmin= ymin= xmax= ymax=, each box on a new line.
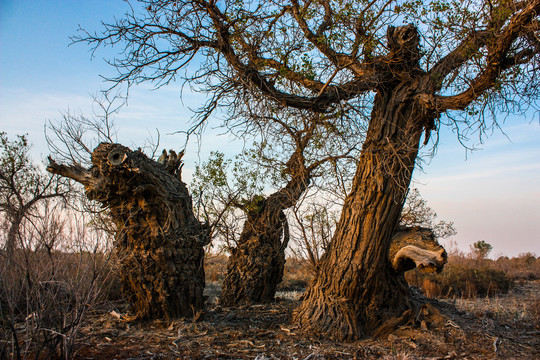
xmin=1 ymin=1 xmax=539 ymax=257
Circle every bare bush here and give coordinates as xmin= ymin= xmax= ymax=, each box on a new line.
xmin=0 ymin=198 xmax=116 ymax=360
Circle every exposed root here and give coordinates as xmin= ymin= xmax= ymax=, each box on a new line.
xmin=374 ymin=289 xmax=450 ymax=339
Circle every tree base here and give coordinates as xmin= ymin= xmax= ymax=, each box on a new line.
xmin=219 ymin=242 xmax=285 ymax=307
xmin=119 ymin=234 xmax=206 ymax=320
xmin=293 ymin=266 xmax=413 ymax=341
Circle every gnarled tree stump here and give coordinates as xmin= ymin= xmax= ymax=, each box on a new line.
xmin=47 ymin=143 xmax=209 ymax=320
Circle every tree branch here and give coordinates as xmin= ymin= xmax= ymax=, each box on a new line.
xmin=46 ymin=157 xmax=93 ymax=186
xmin=429 ymin=30 xmax=491 ymax=90
xmin=435 ymin=0 xmax=540 ymax=111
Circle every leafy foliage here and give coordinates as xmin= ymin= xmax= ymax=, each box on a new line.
xmin=471 ymin=240 xmax=493 ymax=260
xmin=190 ymin=151 xmax=266 ymax=250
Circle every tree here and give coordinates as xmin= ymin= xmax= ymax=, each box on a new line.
xmin=47 ymin=144 xmax=210 ymax=320
xmin=0 ymin=132 xmax=70 ymax=254
xmin=471 ymin=240 xmax=493 ymax=260
xmin=78 ymin=0 xmax=540 ymax=339
xmin=191 ymin=151 xmax=266 ymax=252
xmin=192 ymin=110 xmax=357 ymax=306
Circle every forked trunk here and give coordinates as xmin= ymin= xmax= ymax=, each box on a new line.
xmin=48 ymin=144 xmax=209 ymax=320
xmin=293 ymin=80 xmax=435 ymax=340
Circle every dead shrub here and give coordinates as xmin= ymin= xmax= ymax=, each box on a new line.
xmin=421 ymin=278 xmax=441 ymax=298
xmin=0 ymin=205 xmax=116 ymax=360
xmin=406 ymin=264 xmax=513 ymax=299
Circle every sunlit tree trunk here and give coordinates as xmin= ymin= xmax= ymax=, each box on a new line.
xmin=294 ymin=79 xmax=436 ymax=339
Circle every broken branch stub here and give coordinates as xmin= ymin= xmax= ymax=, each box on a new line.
xmin=389 ymin=227 xmax=447 ymax=273
xmin=47 ymin=143 xmax=209 ymax=320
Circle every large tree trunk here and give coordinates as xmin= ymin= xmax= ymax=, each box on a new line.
xmin=293 ymin=78 xmax=437 ymax=339
xmin=47 ymin=144 xmax=209 ymax=320
xmin=219 ymin=156 xmax=310 ymax=306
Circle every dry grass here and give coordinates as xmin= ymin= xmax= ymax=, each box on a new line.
xmin=67 ymin=252 xmax=540 ymax=359
xmin=451 ymin=280 xmax=540 ymax=326
xmin=4 ymin=249 xmax=539 ymax=359
xmin=72 ymin=280 xmax=540 ymax=359
xmin=405 ymin=253 xmax=540 ymax=300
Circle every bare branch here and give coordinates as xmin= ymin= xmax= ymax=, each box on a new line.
xmin=46 ymin=157 xmax=93 ymax=186
xmin=435 ymin=0 xmax=540 ymax=111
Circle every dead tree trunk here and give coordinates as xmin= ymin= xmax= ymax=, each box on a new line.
xmin=47 ymin=143 xmax=209 ymax=320
xmin=219 ymin=153 xmax=310 ymax=306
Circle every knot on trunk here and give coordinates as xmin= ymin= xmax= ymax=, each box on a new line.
xmin=387 ymin=24 xmax=421 ymax=66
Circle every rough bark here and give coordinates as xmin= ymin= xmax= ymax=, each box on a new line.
xmin=47 ymin=143 xmax=209 ymax=320
xmin=219 ymin=198 xmax=290 ymax=306
xmin=293 ymin=26 xmax=440 ymax=340
xmin=219 ymin=154 xmax=310 ymax=306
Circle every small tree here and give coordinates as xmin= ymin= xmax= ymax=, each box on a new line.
xmin=471 ymin=240 xmax=493 ymax=260
xmin=0 ymin=132 xmax=70 ymax=254
xmin=400 ymin=188 xmax=457 ymax=239
xmin=0 ymin=135 xmax=113 ymax=359
xmin=191 ymin=151 xmax=265 ymax=251
xmin=192 ymin=110 xmax=358 ymax=306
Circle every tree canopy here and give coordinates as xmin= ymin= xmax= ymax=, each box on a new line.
xmin=77 ymin=0 xmax=539 ymax=138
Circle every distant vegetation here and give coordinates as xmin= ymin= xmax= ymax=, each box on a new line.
xmin=207 ymin=250 xmax=540 ymax=300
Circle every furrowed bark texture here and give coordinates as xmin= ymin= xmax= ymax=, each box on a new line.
xmin=47 ymin=143 xmax=209 ymax=320
xmin=293 ymin=26 xmax=439 ymax=339
xmin=219 ymin=200 xmax=290 ymax=306
xmin=294 ymin=87 xmax=431 ymax=339
xmin=220 ymin=159 xmax=310 ymax=306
